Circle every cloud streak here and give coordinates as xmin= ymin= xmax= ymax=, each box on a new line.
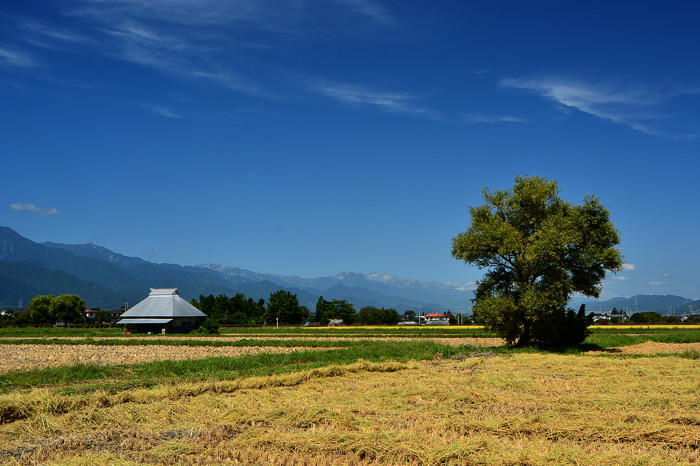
xmin=313 ymin=81 xmax=439 ymax=118
xmin=10 ymin=203 xmax=59 ymax=216
xmin=501 ymin=76 xmax=699 ymax=138
xmin=0 ymin=46 xmax=37 ymax=68
xmin=142 ymin=104 xmax=182 ymax=119
xmin=57 ymin=0 xmax=396 ymax=98
xmin=462 ymin=113 xmax=524 ymax=124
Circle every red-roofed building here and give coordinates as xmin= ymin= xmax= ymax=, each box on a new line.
xmin=423 ymin=313 xmax=450 ymax=325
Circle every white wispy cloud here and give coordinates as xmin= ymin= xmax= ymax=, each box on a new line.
xmin=313 ymin=81 xmax=439 ymax=118
xmin=339 ymin=0 xmax=397 ymax=26
xmin=0 ymin=46 xmax=37 ymax=68
xmin=612 ymin=276 xmax=629 ymax=281
xmin=622 ymin=263 xmax=636 ymax=271
xmin=19 ymin=21 xmax=87 ymax=45
xmin=10 ymin=203 xmax=59 ymax=216
xmin=462 ymin=113 xmax=524 ymax=124
xmin=501 ymin=76 xmax=699 ymax=138
xmin=649 ymin=281 xmax=663 ymax=286
xmin=60 ymin=2 xmax=321 ymax=97
xmin=8 ymin=0 xmax=404 ymax=116
xmin=142 ymin=104 xmax=182 ymax=119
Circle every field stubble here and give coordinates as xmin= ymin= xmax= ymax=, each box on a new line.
xmin=0 ymin=344 xmax=328 ymax=373
xmin=1 ymin=350 xmax=698 ymax=465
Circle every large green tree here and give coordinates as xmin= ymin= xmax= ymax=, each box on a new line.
xmin=29 ymin=295 xmax=54 ymax=323
xmin=28 ymin=294 xmax=86 ymax=324
xmin=451 ymin=176 xmax=623 ymax=346
xmin=50 ymin=294 xmax=86 ymax=323
xmin=266 ymin=290 xmax=308 ymax=325
xmin=192 ymin=293 xmax=266 ymax=326
xmin=356 ymin=306 xmax=400 ymax=325
xmin=315 ymin=298 xmax=356 ymax=325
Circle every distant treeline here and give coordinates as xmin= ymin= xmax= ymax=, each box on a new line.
xmin=190 ymin=292 xmax=401 ymax=326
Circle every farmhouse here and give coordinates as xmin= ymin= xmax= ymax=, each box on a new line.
xmin=423 ymin=313 xmax=450 ymax=325
xmin=117 ymin=288 xmax=207 ymax=334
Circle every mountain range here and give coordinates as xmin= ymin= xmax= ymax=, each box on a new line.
xmin=0 ymin=226 xmax=471 ymax=312
xmin=1 ymin=226 xmax=697 ymax=315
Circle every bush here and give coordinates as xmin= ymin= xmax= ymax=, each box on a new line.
xmin=530 ymin=304 xmax=592 ymax=347
xmin=355 ymin=306 xmax=400 ymax=325
xmin=195 ymin=317 xmax=220 ymax=334
xmin=629 ymin=311 xmax=663 ymax=324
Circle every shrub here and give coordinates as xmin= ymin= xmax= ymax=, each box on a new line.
xmin=195 ymin=317 xmax=220 ymax=334
xmin=530 ymin=304 xmax=592 ymax=347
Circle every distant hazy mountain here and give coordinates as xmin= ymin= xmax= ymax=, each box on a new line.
xmin=0 ymin=261 xmax=127 ymax=309
xmin=0 ymin=226 xmax=472 ymax=311
xmin=197 ymin=265 xmax=474 ymax=312
xmin=2 ymin=226 xmax=696 ymax=315
xmin=576 ymin=294 xmax=693 ymax=314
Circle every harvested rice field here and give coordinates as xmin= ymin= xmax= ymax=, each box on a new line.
xmin=0 ymin=326 xmax=698 ymax=465
xmin=0 ymin=335 xmax=506 ymax=347
xmin=0 ymin=344 xmax=322 ymax=373
xmin=586 ymin=340 xmax=700 ymax=355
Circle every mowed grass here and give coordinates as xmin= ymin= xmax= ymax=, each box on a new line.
xmin=0 ymin=325 xmax=698 ymax=464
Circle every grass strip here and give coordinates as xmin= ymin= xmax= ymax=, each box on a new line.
xmin=585 ymin=328 xmax=700 ymax=348
xmin=0 ymin=340 xmax=457 ymax=392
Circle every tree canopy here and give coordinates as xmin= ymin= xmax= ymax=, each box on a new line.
xmin=266 ymin=290 xmax=308 ymax=325
xmin=315 ymin=297 xmax=356 ymax=325
xmin=193 ymin=293 xmax=265 ymax=326
xmin=451 ymin=175 xmax=623 ymax=346
xmin=28 ymin=294 xmax=86 ymax=324
xmin=355 ymin=306 xmax=400 ymax=325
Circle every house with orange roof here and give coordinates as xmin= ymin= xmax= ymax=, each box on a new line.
xmin=423 ymin=313 xmax=450 ymax=325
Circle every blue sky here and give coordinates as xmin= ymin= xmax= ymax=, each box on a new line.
xmin=2 ymin=0 xmax=699 ymax=300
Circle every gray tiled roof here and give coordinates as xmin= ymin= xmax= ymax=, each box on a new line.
xmin=117 ymin=318 xmax=173 ymax=325
xmin=119 ymin=288 xmax=207 ymax=319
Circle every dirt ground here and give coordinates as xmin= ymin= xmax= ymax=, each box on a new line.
xmin=0 ymin=344 xmax=322 ymax=372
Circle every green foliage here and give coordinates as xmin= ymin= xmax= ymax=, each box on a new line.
xmin=195 ymin=317 xmax=220 ymax=334
xmin=50 ymin=294 xmax=86 ymax=323
xmin=29 ymin=294 xmax=86 ymax=324
xmin=530 ymin=304 xmax=592 ymax=347
xmin=315 ymin=297 xmax=356 ymax=325
xmin=629 ymin=311 xmax=663 ymax=324
xmin=355 ymin=306 xmax=400 ymax=325
xmin=192 ymin=293 xmax=265 ymax=326
xmin=266 ymin=290 xmax=308 ymax=325
xmin=29 ymin=294 xmax=54 ymax=323
xmin=452 ymin=175 xmax=623 ymax=346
